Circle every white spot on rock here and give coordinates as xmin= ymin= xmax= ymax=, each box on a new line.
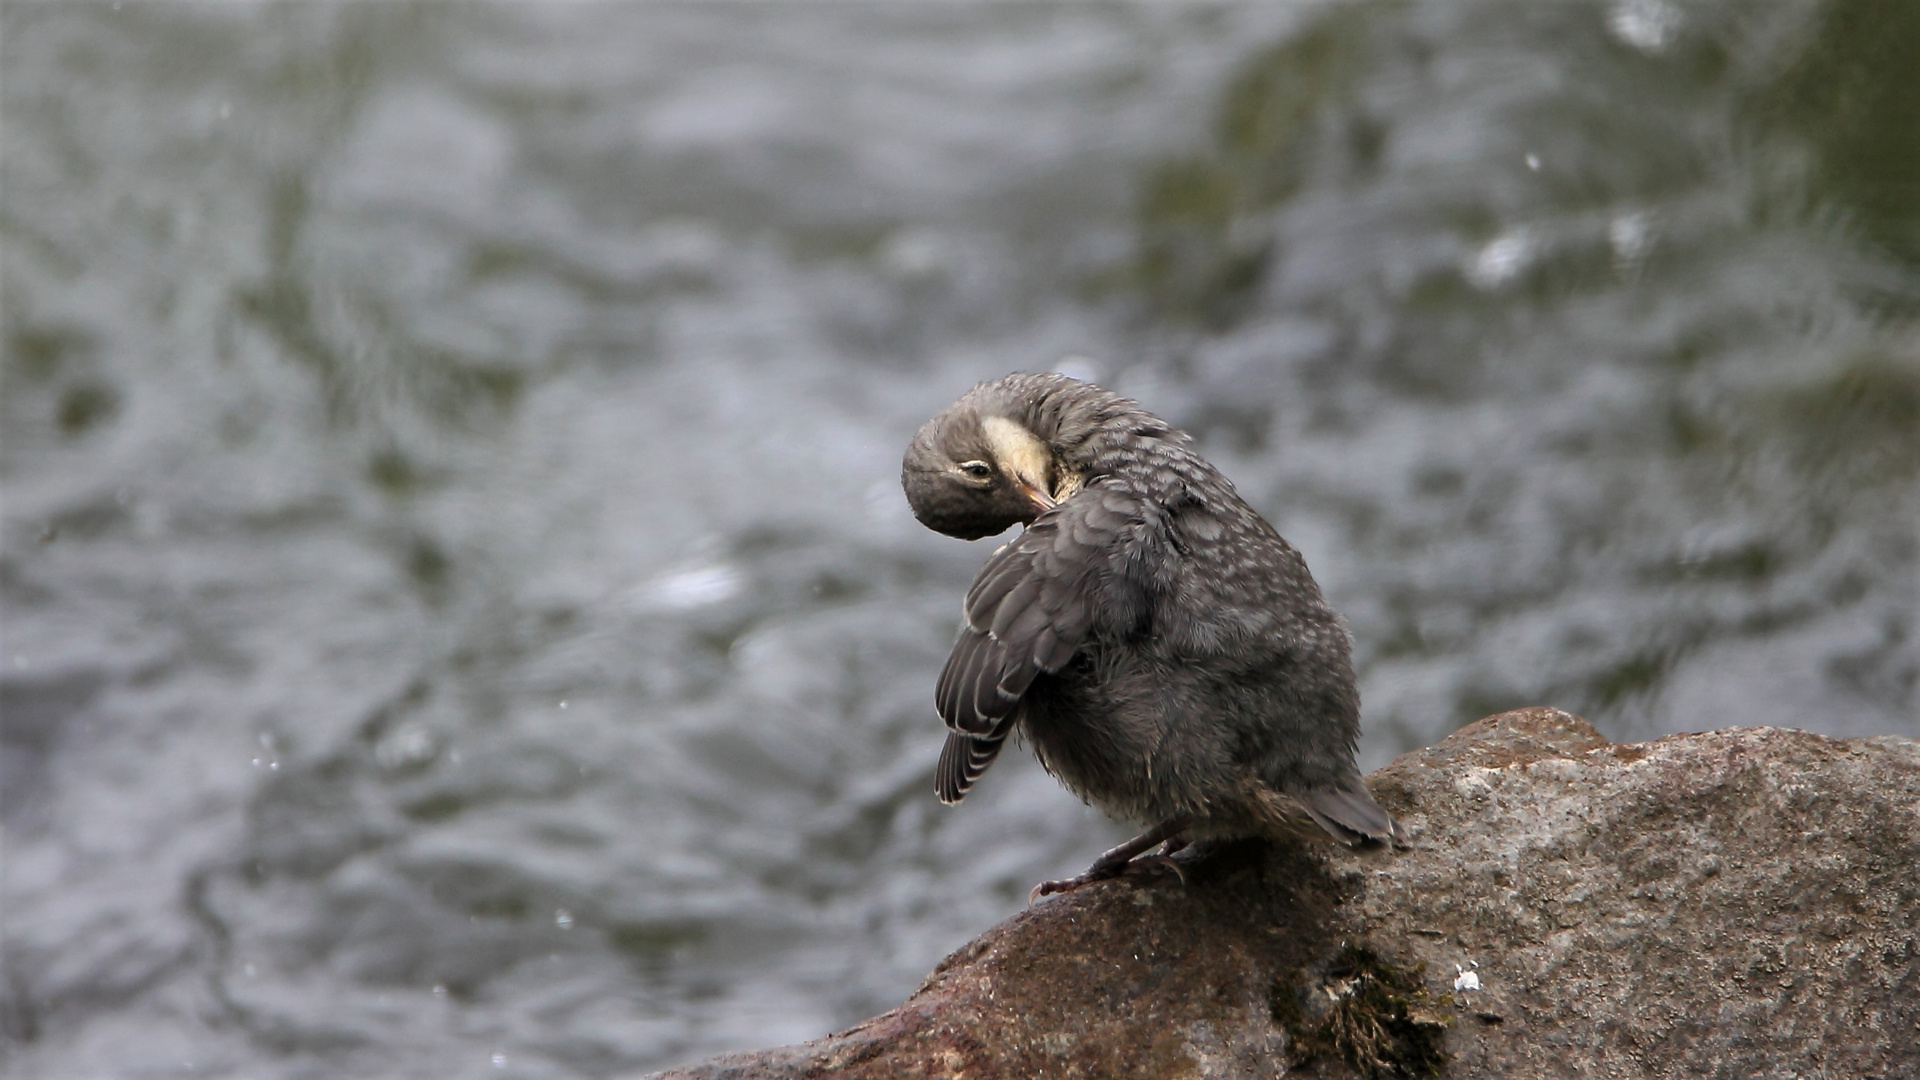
xmin=1453 ymin=767 xmax=1499 ymax=798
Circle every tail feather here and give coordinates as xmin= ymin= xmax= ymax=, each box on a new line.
xmin=1298 ymin=782 xmax=1405 ymax=847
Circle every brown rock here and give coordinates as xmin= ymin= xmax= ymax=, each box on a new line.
xmin=648 ymin=709 xmax=1920 ymax=1079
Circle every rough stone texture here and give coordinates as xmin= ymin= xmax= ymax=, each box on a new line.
xmin=648 ymin=709 xmax=1920 ymax=1079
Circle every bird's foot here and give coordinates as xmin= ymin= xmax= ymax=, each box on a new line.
xmin=1026 ymin=851 xmax=1189 ymax=904
xmin=1027 ymin=865 xmax=1121 ymax=905
xmin=1128 ymin=853 xmax=1189 ymax=886
xmin=1028 ymin=817 xmax=1191 ymax=905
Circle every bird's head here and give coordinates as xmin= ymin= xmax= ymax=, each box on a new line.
xmin=902 ymin=407 xmax=1063 ymax=540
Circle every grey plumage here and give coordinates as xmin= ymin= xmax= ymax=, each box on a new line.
xmin=902 ymin=373 xmax=1400 ymax=892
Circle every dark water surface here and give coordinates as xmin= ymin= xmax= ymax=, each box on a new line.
xmin=3 ymin=2 xmax=1914 ymax=1077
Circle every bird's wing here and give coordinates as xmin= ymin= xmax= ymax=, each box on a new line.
xmin=934 ymin=487 xmax=1150 ymax=804
xmin=935 ymin=483 xmax=1147 ymax=739
xmin=934 ymin=718 xmax=1017 ymax=805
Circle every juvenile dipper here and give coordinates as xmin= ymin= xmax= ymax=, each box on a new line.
xmin=902 ymin=372 xmax=1401 ymax=899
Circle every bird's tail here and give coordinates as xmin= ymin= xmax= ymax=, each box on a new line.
xmin=1298 ymin=781 xmax=1406 ymax=848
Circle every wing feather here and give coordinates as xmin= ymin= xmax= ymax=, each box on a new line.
xmin=931 ymin=485 xmax=1152 ymax=798
xmin=968 ymin=640 xmax=1007 ymax=725
xmin=938 ymin=629 xmax=1003 ymax=735
xmin=935 ymin=714 xmax=1020 ymax=804
xmin=989 ymin=575 xmax=1044 ymax=640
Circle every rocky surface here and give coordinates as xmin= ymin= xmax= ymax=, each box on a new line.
xmin=647 ymin=709 xmax=1920 ymax=1079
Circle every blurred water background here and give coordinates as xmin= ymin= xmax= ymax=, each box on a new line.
xmin=2 ymin=2 xmax=1915 ymax=1077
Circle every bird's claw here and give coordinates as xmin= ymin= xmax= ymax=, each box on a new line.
xmin=1027 ymin=860 xmax=1126 ymax=905
xmin=1027 ymin=852 xmax=1188 ymax=905
xmin=1027 ymin=877 xmax=1081 ymax=905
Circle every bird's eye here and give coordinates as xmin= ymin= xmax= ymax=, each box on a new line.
xmin=959 ymin=461 xmax=992 ymax=480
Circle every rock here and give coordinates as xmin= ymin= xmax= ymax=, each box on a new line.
xmin=647 ymin=709 xmax=1920 ymax=1079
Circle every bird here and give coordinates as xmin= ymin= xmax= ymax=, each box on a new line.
xmin=901 ymin=372 xmax=1402 ymax=901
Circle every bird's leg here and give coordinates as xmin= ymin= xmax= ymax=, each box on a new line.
xmin=1029 ymin=817 xmax=1191 ymax=904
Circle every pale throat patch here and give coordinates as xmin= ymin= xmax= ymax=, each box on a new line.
xmin=980 ymin=415 xmax=1082 ymax=500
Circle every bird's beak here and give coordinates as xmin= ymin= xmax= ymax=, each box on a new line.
xmin=1017 ymin=479 xmax=1057 ymax=514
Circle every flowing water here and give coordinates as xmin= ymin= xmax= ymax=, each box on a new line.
xmin=2 ymin=2 xmax=1914 ymax=1077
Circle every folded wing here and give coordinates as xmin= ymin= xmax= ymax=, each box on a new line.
xmin=934 ymin=486 xmax=1145 ymax=803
